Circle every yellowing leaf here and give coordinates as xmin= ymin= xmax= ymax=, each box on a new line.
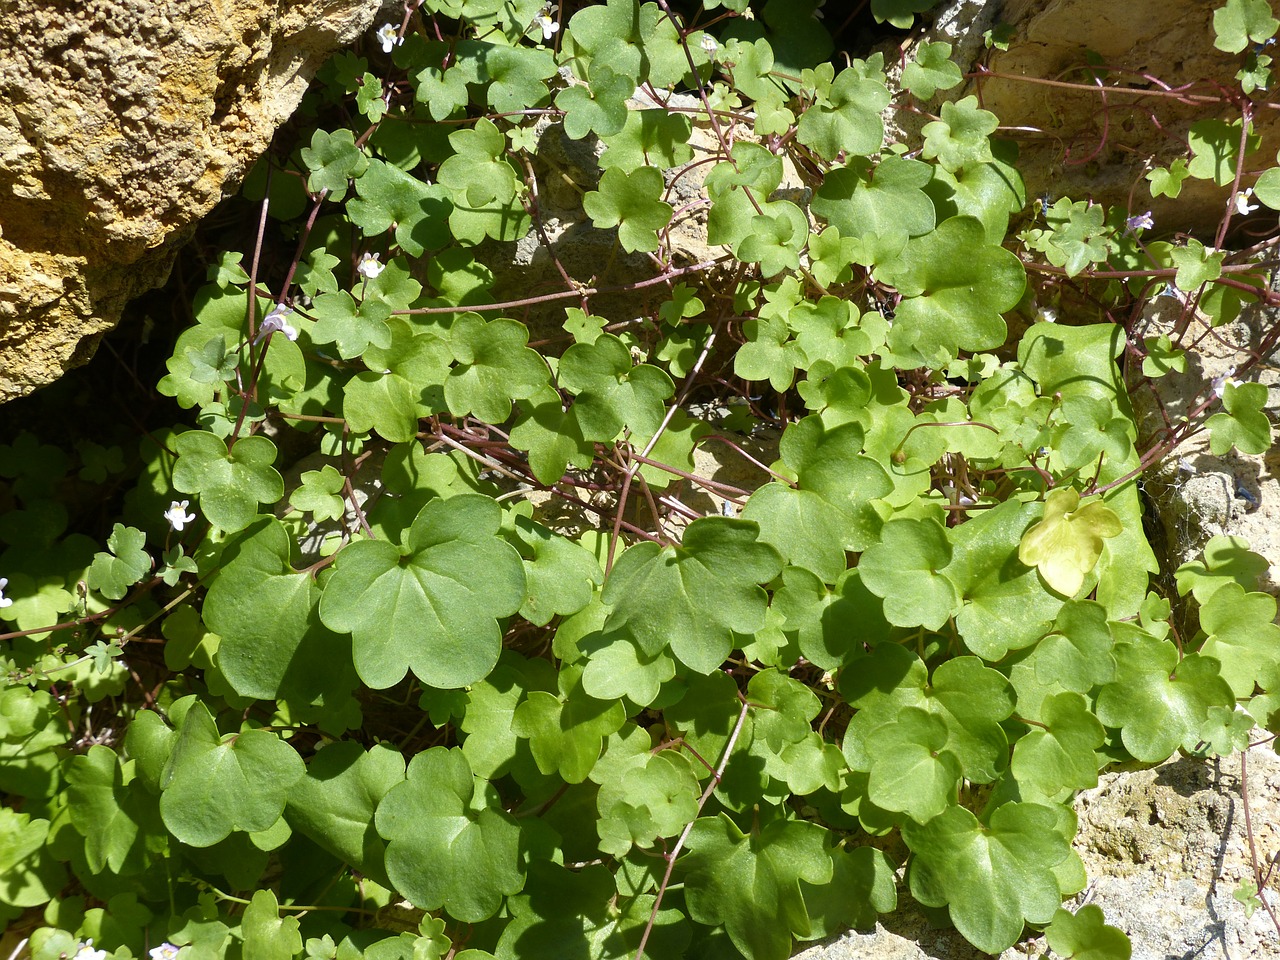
xmin=1018 ymin=488 xmax=1122 ymax=597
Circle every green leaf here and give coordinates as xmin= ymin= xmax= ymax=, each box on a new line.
xmin=511 ymin=672 xmax=625 ymax=783
xmin=600 ymin=110 xmax=694 ymax=171
xmin=375 ymin=746 xmax=524 ymax=922
xmin=559 ymin=333 xmax=674 ymax=441
xmin=843 ymin=646 xmax=1014 ymax=783
xmin=347 ymin=160 xmax=452 ymax=257
xmin=319 ymin=495 xmax=525 ymax=689
xmin=435 ymin=118 xmax=530 ymax=244
xmin=87 ymin=523 xmax=150 ymax=600
xmin=681 ymin=814 xmax=833 ymax=960
xmin=445 ymin=315 xmax=551 ymax=424
xmin=300 ymin=128 xmax=368 ymax=201
xmin=742 ymin=483 xmax=849 ymax=584
xmin=902 ymin=41 xmax=963 ymax=98
xmin=579 ymin=632 xmax=676 ymax=708
xmin=1045 ymin=905 xmax=1132 ymax=960
xmin=0 ymin=809 xmax=64 ymax=908
xmin=1032 ymin=601 xmax=1118 ymax=695
xmin=947 ymin=499 xmax=1063 ymax=661
xmin=871 ymin=0 xmax=938 ymax=28
xmin=186 ymin=334 xmax=238 ymax=384
xmin=771 ymin=566 xmax=892 ymax=671
xmin=511 ymin=515 xmax=603 ymax=626
xmin=602 ymin=517 xmax=783 ymax=674
xmin=290 ymin=465 xmax=347 ymax=523
xmin=594 ymin=743 xmax=699 ymax=855
xmin=864 ymin=706 xmax=962 ymax=820
xmin=795 ymin=63 xmax=889 ymax=161
xmin=738 ymin=201 xmax=810 ymax=277
xmin=1022 ymin=198 xmax=1113 ymax=278
xmin=1174 ymin=534 xmax=1268 ymax=603
xmin=1198 ymin=583 xmax=1280 ymax=697
xmin=736 ymin=315 xmax=804 ymax=391
xmin=242 ymin=889 xmax=303 ymax=960
xmin=859 ymin=518 xmax=959 ymax=630
xmin=1010 ymin=692 xmax=1105 ymax=799
xmin=1146 ymin=158 xmax=1190 ymax=198
xmin=1170 ymin=238 xmax=1225 ymax=292
xmin=780 ymin=416 xmax=892 ymax=552
xmin=1214 ymin=0 xmax=1279 ymax=53
xmin=1206 ymin=380 xmax=1271 ymax=454
xmin=159 ymin=700 xmax=304 ymax=847
xmin=812 ymin=156 xmax=935 ymax=251
xmin=509 ymin=392 xmax=594 ymax=485
xmin=798 ymin=845 xmax=897 ymax=940
xmin=171 ymin=432 xmax=284 ymax=534
xmin=494 ymin=860 xmax=690 ymax=960
xmin=482 ymin=44 xmax=557 ymax=114
xmin=286 ymin=741 xmax=405 ymax=887
xmin=921 ymin=97 xmax=999 ymax=172
xmin=306 ymin=290 xmax=391 ymax=361
xmin=582 ymin=166 xmax=674 ymax=253
xmin=343 ymin=370 xmax=427 ymax=443
xmin=1187 ymin=119 xmax=1260 ymax=186
xmin=875 ymin=215 xmax=1026 ymax=365
xmin=1018 ymin=488 xmax=1123 ymax=597
xmin=1096 ymin=639 xmax=1235 ymax=762
xmin=556 ymin=65 xmax=632 ymax=140
xmin=1253 ymin=164 xmax=1280 ymax=208
xmin=204 ymin=517 xmax=358 ymax=712
xmin=66 ymin=745 xmax=148 ymax=874
xmin=905 ymin=802 xmax=1073 ymax=954
xmin=1141 ymin=334 xmax=1187 ymax=377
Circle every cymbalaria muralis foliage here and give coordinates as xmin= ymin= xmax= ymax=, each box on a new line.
xmin=4 ymin=1 xmax=1280 ymax=958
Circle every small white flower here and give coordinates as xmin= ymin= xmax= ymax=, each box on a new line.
xmin=700 ymin=34 xmax=718 ymax=58
xmin=74 ymin=940 xmax=109 ymax=960
xmin=376 ymin=23 xmax=402 ymax=54
xmin=165 ymin=500 xmax=197 ymax=533
xmin=357 ymin=252 xmax=384 ymax=279
xmin=1125 ymin=210 xmax=1154 ymax=233
xmin=1234 ymin=187 xmax=1259 ymax=216
xmin=149 ymin=944 xmax=181 ymax=960
xmin=1212 ymin=370 xmax=1240 ymax=399
xmin=1036 ymin=306 xmax=1057 ymax=323
xmin=533 ymin=13 xmax=559 ymax=41
xmin=0 ymin=577 xmax=12 ymax=609
xmin=254 ymin=305 xmax=297 ymax=345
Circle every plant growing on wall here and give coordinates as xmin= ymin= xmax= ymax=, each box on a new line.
xmin=3 ymin=1 xmax=1280 ymax=958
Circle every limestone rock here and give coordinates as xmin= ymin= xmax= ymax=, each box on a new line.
xmin=1132 ymin=300 xmax=1280 ymax=599
xmin=0 ymin=0 xmax=384 ymax=401
xmin=796 ymin=742 xmax=1280 ymax=960
xmin=898 ymin=0 xmax=1280 ymax=236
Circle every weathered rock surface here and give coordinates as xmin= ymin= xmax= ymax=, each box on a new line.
xmin=0 ymin=0 xmax=383 ymax=401
xmin=899 ymin=0 xmax=1280 ymax=236
xmin=796 ymin=741 xmax=1280 ymax=960
xmin=1133 ymin=300 xmax=1280 ymax=598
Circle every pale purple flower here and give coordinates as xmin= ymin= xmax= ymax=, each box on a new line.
xmin=375 ymin=23 xmax=402 ymax=54
xmin=1125 ymin=211 xmax=1154 ymax=233
xmin=165 ymin=500 xmax=197 ymax=532
xmin=356 ymin=252 xmax=384 ymax=279
xmin=1212 ymin=370 xmax=1240 ymax=399
xmin=253 ymin=305 xmax=297 ymax=345
xmin=533 ymin=13 xmax=559 ymax=41
xmin=0 ymin=577 xmax=12 ymax=609
xmin=1234 ymin=187 xmax=1259 ymax=216
xmin=149 ymin=944 xmax=181 ymax=960
xmin=700 ymin=34 xmax=718 ymax=58
xmin=74 ymin=941 xmax=109 ymax=960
